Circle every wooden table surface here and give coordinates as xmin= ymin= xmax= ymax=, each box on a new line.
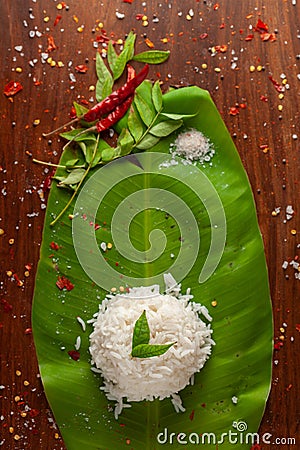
xmin=1 ymin=1 xmax=299 ymax=449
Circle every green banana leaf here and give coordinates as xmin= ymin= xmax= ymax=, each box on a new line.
xmin=32 ymin=86 xmax=273 ymax=450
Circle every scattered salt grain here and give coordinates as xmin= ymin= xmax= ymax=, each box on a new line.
xmin=232 ymin=396 xmax=238 ymax=404
xmin=170 ymin=129 xmax=215 ymax=165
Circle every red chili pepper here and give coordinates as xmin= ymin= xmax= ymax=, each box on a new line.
xmin=4 ymin=81 xmax=23 ymax=97
xmin=96 ymin=95 xmax=133 ymax=132
xmin=83 ymin=64 xmax=149 ymax=122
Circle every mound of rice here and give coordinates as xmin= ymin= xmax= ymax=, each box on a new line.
xmin=89 ymin=274 xmax=214 ymax=418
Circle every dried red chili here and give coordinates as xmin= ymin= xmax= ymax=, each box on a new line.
xmin=68 ymin=350 xmax=80 ymax=361
xmin=83 ymin=64 xmax=149 ymax=122
xmin=56 ymin=276 xmax=74 ymax=291
xmin=96 ymin=95 xmax=133 ymax=132
xmin=4 ymin=81 xmax=23 ymax=97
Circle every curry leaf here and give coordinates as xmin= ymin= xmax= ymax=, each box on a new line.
xmin=135 ymin=133 xmax=160 ymax=150
xmin=73 ymin=101 xmax=89 ymax=118
xmin=123 ymin=30 xmax=136 ymax=61
xmin=95 ymin=53 xmax=114 ymax=101
xmin=150 ymin=119 xmax=183 ymax=137
xmin=127 ymin=104 xmax=145 ymax=142
xmin=132 ymin=310 xmax=150 ymax=349
xmin=107 ymin=41 xmax=118 ymax=74
xmin=101 ymin=146 xmax=115 ymax=162
xmin=131 ymin=343 xmax=175 ymax=358
xmin=118 ymin=128 xmax=134 ymax=156
xmin=152 ymin=81 xmax=163 ymax=112
xmin=112 ymin=47 xmax=131 ymax=81
xmin=134 ymin=91 xmax=156 ymax=127
xmin=133 ymin=50 xmax=170 ymax=64
xmin=57 ymin=168 xmax=86 ymax=186
xmin=60 ymin=129 xmax=97 ymax=142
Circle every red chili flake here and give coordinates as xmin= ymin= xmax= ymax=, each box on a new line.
xmin=123 ymin=0 xmax=133 ymax=3
xmin=189 ymin=409 xmax=195 ymax=421
xmin=29 ymin=409 xmax=40 ymax=418
xmin=213 ymin=3 xmax=220 ymax=10
xmin=260 ymin=32 xmax=276 ymax=42
xmin=47 ymin=36 xmax=58 ymax=52
xmin=75 ymin=64 xmax=88 ymax=74
xmin=239 ymin=103 xmax=247 ymax=109
xmin=135 ymin=13 xmax=144 ymax=20
xmin=274 ymin=342 xmax=283 ymax=350
xmin=259 ymin=144 xmax=269 ymax=151
xmin=50 ymin=241 xmax=60 ymax=251
xmin=268 ymin=75 xmax=285 ymax=93
xmin=0 ymin=299 xmax=13 ymax=313
xmin=254 ymin=18 xmax=269 ymax=33
xmin=245 ymin=34 xmax=254 ymax=41
xmin=68 ymin=350 xmax=80 ymax=361
xmin=43 ymin=169 xmax=55 ymax=192
xmin=229 ymin=106 xmax=239 ymax=116
xmin=25 ymin=328 xmax=32 ymax=335
xmin=219 ymin=23 xmax=225 ymax=29
xmin=59 ymin=1 xmax=67 ymax=8
xmin=13 ymin=273 xmax=23 ymax=287
xmin=145 ymin=38 xmax=154 ymax=48
xmin=214 ymin=45 xmax=228 ymax=53
xmin=54 ymin=15 xmax=62 ymax=26
xmin=4 ymin=81 xmax=23 ymax=97
xmin=69 ymin=105 xmax=77 ymax=119
xmin=260 ymin=95 xmax=268 ymax=102
xmin=56 ymin=276 xmax=74 ymax=291
xmin=199 ymin=33 xmax=208 ymax=39
xmin=296 ymin=324 xmax=300 ymax=332
xmin=80 ymin=98 xmax=89 ymax=106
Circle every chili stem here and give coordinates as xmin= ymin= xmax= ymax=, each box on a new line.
xmin=50 ymin=134 xmax=100 ymax=227
xmin=42 ymin=117 xmax=79 ymax=137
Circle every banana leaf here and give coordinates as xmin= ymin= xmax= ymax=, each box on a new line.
xmin=32 ymin=86 xmax=273 ymax=449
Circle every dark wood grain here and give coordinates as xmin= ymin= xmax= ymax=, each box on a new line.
xmin=1 ymin=1 xmax=299 ymax=449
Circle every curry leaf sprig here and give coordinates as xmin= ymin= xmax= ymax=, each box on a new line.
xmin=131 ymin=310 xmax=175 ymax=358
xmin=33 ymin=31 xmax=183 ymax=225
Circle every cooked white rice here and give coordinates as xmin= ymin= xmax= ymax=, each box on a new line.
xmin=89 ymin=274 xmax=214 ymax=418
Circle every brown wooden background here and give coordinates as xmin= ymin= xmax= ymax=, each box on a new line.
xmin=1 ymin=1 xmax=299 ymax=449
